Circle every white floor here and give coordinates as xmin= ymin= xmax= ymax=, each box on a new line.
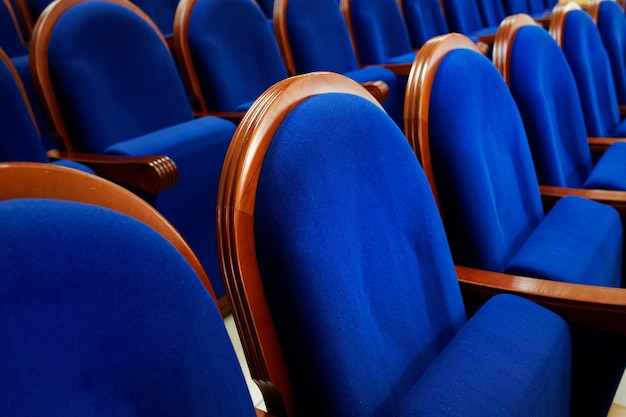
xmin=224 ymin=314 xmax=626 ymax=416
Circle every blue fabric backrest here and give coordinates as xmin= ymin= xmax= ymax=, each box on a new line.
xmin=254 ymin=93 xmax=467 ymax=416
xmin=186 ymin=0 xmax=288 ymax=112
xmin=561 ymin=9 xmax=621 ymax=137
xmin=596 ymin=0 xmax=626 ymax=106
xmin=442 ymin=0 xmax=485 ymax=34
xmin=428 ymin=49 xmax=544 ymax=272
xmin=47 ymin=1 xmax=194 ymax=153
xmin=26 ymin=0 xmax=52 ymax=20
xmin=401 ymin=0 xmax=449 ymax=48
xmin=0 ymin=198 xmax=256 ymax=417
xmin=0 ymin=53 xmax=47 ymax=163
xmin=526 ymin=0 xmax=545 ymax=13
xmin=0 ymin=1 xmax=26 ymax=57
xmin=255 ymin=0 xmax=273 ymax=18
xmin=509 ymin=25 xmax=592 ymax=188
xmin=285 ymin=0 xmax=359 ymax=74
xmin=130 ymin=0 xmax=179 ymax=36
xmin=501 ymin=0 xmax=529 ymax=15
xmin=348 ymin=0 xmax=412 ymax=65
xmin=475 ymin=0 xmax=506 ymax=27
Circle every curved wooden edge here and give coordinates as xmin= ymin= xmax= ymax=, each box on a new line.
xmin=0 ymin=162 xmax=216 ymax=302
xmin=620 ymin=104 xmax=626 ymax=118
xmin=586 ymin=0 xmax=602 ymax=23
xmin=474 ymin=32 xmax=496 ymax=44
xmin=360 ymin=80 xmax=390 ymax=102
xmin=15 ymin=0 xmax=36 ymax=41
xmin=217 ymin=72 xmax=380 ymax=417
xmin=273 ymin=0 xmax=296 ymax=76
xmin=493 ymin=14 xmax=540 ymax=87
xmin=456 ymin=265 xmax=626 ymax=337
xmin=193 ymin=110 xmax=247 ymax=125
xmin=548 ymin=1 xmax=582 ymax=46
xmin=172 ymin=0 xmax=208 ymax=115
xmin=587 ymin=136 xmax=626 ymax=153
xmin=256 ymin=409 xmax=277 ymax=417
xmin=2 ymin=0 xmax=26 ymax=46
xmin=29 ymin=0 xmax=170 ymax=152
xmin=377 ymin=61 xmax=413 ymax=76
xmin=47 ymin=149 xmax=179 ymax=195
xmin=339 ymin=0 xmax=362 ymax=66
xmin=403 ymin=33 xmax=479 ymax=211
xmin=540 ymin=184 xmax=626 ymax=216
xmin=0 ymin=47 xmax=40 ymax=137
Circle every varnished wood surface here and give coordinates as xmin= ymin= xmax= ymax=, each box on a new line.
xmin=0 ymin=162 xmax=216 ymax=302
xmin=548 ymin=1 xmax=582 ymax=47
xmin=492 ymin=14 xmax=540 ymax=87
xmin=217 ymin=72 xmax=380 ymax=417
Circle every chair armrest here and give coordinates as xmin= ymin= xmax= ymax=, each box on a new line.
xmin=192 ymin=110 xmax=247 ymax=124
xmin=455 ymin=265 xmax=626 ymax=337
xmin=588 ymin=136 xmax=626 ymax=153
xmin=620 ymin=105 xmax=626 ymax=118
xmin=360 ymin=80 xmax=389 ymax=102
xmin=376 ymin=62 xmax=413 ymax=76
xmin=539 ymin=184 xmax=626 ymax=216
xmin=47 ymin=149 xmax=178 ymax=195
xmin=475 ymin=33 xmax=495 ymax=44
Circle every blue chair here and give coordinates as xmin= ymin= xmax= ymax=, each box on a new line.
xmin=405 ymin=32 xmax=626 ymax=416
xmin=549 ymin=2 xmax=626 ymax=139
xmin=493 ymin=14 xmax=626 ymax=191
xmin=29 ymin=0 xmax=237 ymax=312
xmin=475 ymin=0 xmax=507 ymax=26
xmin=0 ymin=162 xmax=262 ymax=417
xmin=217 ymin=71 xmax=572 ymax=417
xmin=397 ymin=0 xmax=450 ymax=48
xmin=15 ymin=0 xmax=52 ymax=40
xmin=130 ymin=0 xmax=179 ymax=40
xmin=274 ymin=0 xmax=404 ymax=125
xmin=0 ymin=0 xmax=26 ymax=57
xmin=588 ymin=0 xmax=626 ymax=108
xmin=173 ymin=0 xmax=288 ymax=116
xmin=441 ymin=0 xmax=499 ymax=43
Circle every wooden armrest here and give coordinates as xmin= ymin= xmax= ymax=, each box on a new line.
xmin=192 ymin=110 xmax=247 ymax=124
xmin=360 ymin=80 xmax=389 ymax=103
xmin=588 ymin=136 xmax=626 ymax=153
xmin=376 ymin=62 xmax=413 ymax=77
xmin=47 ymin=149 xmax=178 ymax=195
xmin=534 ymin=14 xmax=551 ymax=28
xmin=475 ymin=33 xmax=495 ymax=45
xmin=539 ymin=185 xmax=626 ymax=216
xmin=456 ymin=265 xmax=626 ymax=337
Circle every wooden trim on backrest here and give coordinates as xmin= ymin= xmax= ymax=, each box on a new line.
xmin=0 ymin=47 xmax=40 ymax=137
xmin=403 ymin=33 xmax=480 ymax=210
xmin=172 ymin=0 xmax=208 ymax=115
xmin=217 ymin=72 xmax=381 ymax=417
xmin=339 ymin=0 xmax=362 ymax=66
xmin=273 ymin=0 xmax=297 ymax=75
xmin=548 ymin=1 xmax=582 ymax=46
xmin=29 ymin=0 xmax=170 ymax=151
xmin=587 ymin=0 xmax=602 ymax=23
xmin=2 ymin=0 xmax=26 ymax=46
xmin=0 ymin=162 xmax=216 ymax=302
xmin=15 ymin=0 xmax=37 ymax=41
xmin=493 ymin=14 xmax=540 ymax=87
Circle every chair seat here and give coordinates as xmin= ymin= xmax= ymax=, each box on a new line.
xmin=385 ymin=50 xmax=419 ymax=65
xmin=505 ymin=196 xmax=622 ymax=287
xmin=395 ymin=294 xmax=571 ymax=416
xmin=584 ymin=142 xmax=626 ymax=190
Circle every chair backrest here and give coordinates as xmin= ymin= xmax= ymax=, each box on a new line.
xmin=130 ymin=0 xmax=179 ymax=37
xmin=274 ymin=0 xmax=359 ymax=75
xmin=15 ymin=0 xmax=51 ymax=39
xmin=340 ymin=0 xmax=412 ymax=65
xmin=549 ymin=2 xmax=621 ymax=137
xmin=404 ymin=33 xmax=544 ymax=272
xmin=217 ymin=72 xmax=466 ymax=417
xmin=174 ymin=0 xmax=288 ymax=113
xmin=29 ymin=0 xmax=194 ymax=153
xmin=588 ymin=0 xmax=626 ymax=106
xmin=0 ymin=0 xmax=26 ymax=57
xmin=0 ymin=162 xmax=255 ymax=417
xmin=501 ymin=0 xmax=530 ymax=14
xmin=398 ymin=0 xmax=449 ymax=48
xmin=442 ymin=0 xmax=486 ymax=34
xmin=476 ymin=0 xmax=507 ymax=26
xmin=0 ymin=47 xmax=47 ymax=162
xmin=493 ymin=14 xmax=593 ymax=188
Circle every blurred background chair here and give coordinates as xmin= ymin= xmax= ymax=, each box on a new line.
xmin=218 ymin=71 xmax=572 ymax=417
xmin=0 ymin=0 xmax=26 ymax=57
xmin=0 ymin=162 xmax=265 ymax=417
xmin=493 ymin=13 xmax=626 ymax=192
xmin=29 ymin=0 xmax=237 ymax=313
xmin=397 ymin=0 xmax=450 ymax=49
xmin=130 ymin=0 xmax=179 ymax=44
xmin=404 ymin=32 xmax=626 ymax=416
xmin=15 ymin=0 xmax=52 ymax=41
xmin=441 ymin=0 xmax=499 ymax=44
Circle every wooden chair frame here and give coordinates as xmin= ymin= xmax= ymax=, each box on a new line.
xmin=217 ymin=71 xmax=381 ymax=417
xmin=404 ymin=33 xmax=626 ymax=340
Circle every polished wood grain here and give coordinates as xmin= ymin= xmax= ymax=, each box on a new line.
xmin=0 ymin=162 xmax=216 ymax=302
xmin=548 ymin=1 xmax=582 ymax=47
xmin=217 ymin=72 xmax=380 ymax=417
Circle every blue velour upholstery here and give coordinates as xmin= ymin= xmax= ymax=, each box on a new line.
xmin=252 ymin=91 xmax=571 ymax=416
xmin=559 ymin=9 xmax=626 ymax=137
xmin=0 ymin=0 xmax=25 ymax=57
xmin=280 ymin=0 xmax=403 ymax=125
xmin=130 ymin=0 xmax=179 ymax=37
xmin=476 ymin=0 xmax=506 ymax=27
xmin=184 ymin=0 xmax=289 ymax=112
xmin=442 ymin=0 xmax=498 ymax=38
xmin=400 ymin=0 xmax=450 ymax=48
xmin=595 ymin=0 xmax=626 ymax=106
xmin=426 ymin=47 xmax=622 ymax=288
xmin=508 ymin=24 xmax=626 ymax=192
xmin=0 ymin=198 xmax=256 ymax=416
xmin=346 ymin=0 xmax=416 ymax=66
xmin=38 ymin=0 xmax=236 ymax=298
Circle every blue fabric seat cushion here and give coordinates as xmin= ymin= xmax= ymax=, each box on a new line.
xmin=505 ymin=195 xmax=622 ymax=287
xmin=394 ymin=294 xmax=571 ymax=417
xmin=385 ymin=50 xmax=418 ymax=65
xmin=106 ymin=116 xmax=236 ymax=298
xmin=608 ymin=116 xmax=626 ymax=137
xmin=584 ymin=142 xmax=626 ymax=190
